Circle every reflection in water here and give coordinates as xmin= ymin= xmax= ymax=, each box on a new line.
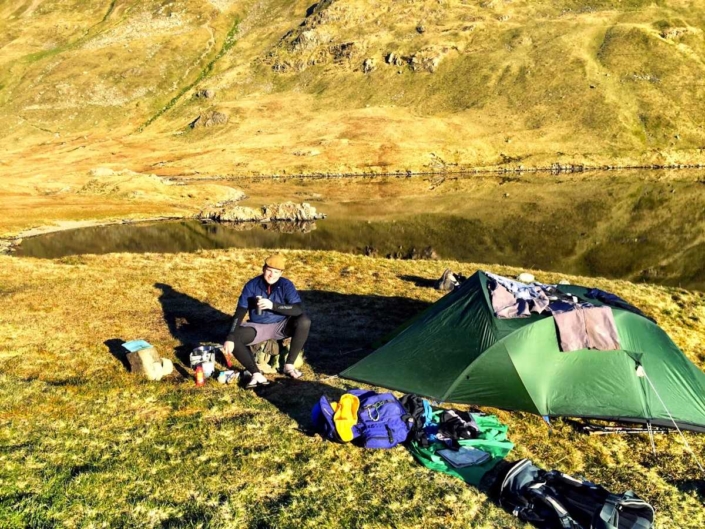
xmin=16 ymin=214 xmax=704 ymax=290
xmin=14 ymin=174 xmax=705 ymax=291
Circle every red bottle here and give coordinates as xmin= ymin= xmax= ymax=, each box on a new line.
xmin=195 ymin=365 xmax=205 ymax=387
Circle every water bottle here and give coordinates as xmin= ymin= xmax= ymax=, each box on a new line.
xmin=256 ymin=295 xmax=263 ymax=315
xmin=195 ymin=365 xmax=205 ymax=387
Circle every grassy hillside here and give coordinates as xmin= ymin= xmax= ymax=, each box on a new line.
xmin=2 ymin=0 xmax=705 ymax=182
xmin=0 ymin=249 xmax=704 ymax=527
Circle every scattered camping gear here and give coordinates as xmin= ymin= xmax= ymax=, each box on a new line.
xmin=399 ymin=393 xmax=433 ymax=447
xmin=195 ymin=365 xmax=205 ymax=387
xmin=353 ymin=390 xmax=412 ymax=449
xmin=190 ymin=345 xmax=218 ymax=369
xmin=436 ymin=447 xmax=491 ymax=468
xmin=499 ymin=458 xmax=655 ymax=529
xmin=404 ymin=396 xmax=514 ymax=486
xmin=312 ymin=389 xmax=413 ymax=449
xmin=217 ymin=370 xmax=239 ymax=384
xmin=201 ymin=361 xmax=215 ymax=378
xmin=341 ymin=271 xmax=705 ymax=433
xmin=312 ymin=394 xmax=345 ymax=443
xmin=332 ymin=393 xmax=360 ymax=442
xmin=122 ymin=340 xmax=174 ymax=381
xmin=191 ymin=344 xmax=229 ymax=384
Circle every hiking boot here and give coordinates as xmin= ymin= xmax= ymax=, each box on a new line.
xmin=436 ymin=269 xmax=458 ymax=291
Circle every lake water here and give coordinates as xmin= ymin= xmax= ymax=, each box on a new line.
xmin=14 ymin=173 xmax=705 ymax=290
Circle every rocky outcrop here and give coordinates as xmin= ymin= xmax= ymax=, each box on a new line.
xmin=189 ymin=110 xmax=228 ymax=128
xmin=198 ymin=201 xmax=325 ymax=222
xmin=0 ymin=239 xmax=17 ymax=254
xmin=660 ymin=27 xmax=691 ymax=40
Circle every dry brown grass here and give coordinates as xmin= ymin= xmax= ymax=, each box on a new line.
xmin=2 ymin=0 xmax=705 ymax=191
xmin=0 ymin=248 xmax=703 ymax=527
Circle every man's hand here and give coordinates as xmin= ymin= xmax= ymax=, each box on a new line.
xmin=257 ymin=298 xmax=274 ymax=311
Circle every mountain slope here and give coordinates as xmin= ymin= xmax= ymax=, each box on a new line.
xmin=1 ymin=0 xmax=705 ymax=178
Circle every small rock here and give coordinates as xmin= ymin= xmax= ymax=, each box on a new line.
xmin=362 ymin=58 xmax=375 ymax=73
xmin=416 ymin=25 xmax=426 ymax=34
xmin=421 ymin=246 xmax=438 ymax=260
xmin=193 ymin=89 xmax=215 ymax=99
xmin=517 ymin=273 xmax=535 ymax=283
xmin=364 ymin=246 xmax=378 ymax=257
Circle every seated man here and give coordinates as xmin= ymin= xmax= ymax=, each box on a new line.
xmin=223 ymin=253 xmax=311 ymax=388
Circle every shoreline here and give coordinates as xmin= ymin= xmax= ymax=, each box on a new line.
xmin=162 ymin=162 xmax=705 ymax=182
xmin=0 ymin=216 xmax=186 ymax=254
xmin=1 ymin=215 xmax=326 ymax=254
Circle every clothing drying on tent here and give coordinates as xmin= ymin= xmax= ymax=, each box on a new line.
xmin=341 ymin=271 xmax=705 ymax=432
xmin=486 ymin=272 xmax=622 ymax=352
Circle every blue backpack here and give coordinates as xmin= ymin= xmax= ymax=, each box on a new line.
xmin=311 ymin=389 xmax=413 ymax=449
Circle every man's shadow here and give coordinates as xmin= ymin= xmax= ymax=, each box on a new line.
xmin=297 ymin=289 xmax=431 ymax=374
xmin=154 ymin=282 xmax=232 ymax=368
xmin=245 ymin=378 xmax=351 ymax=434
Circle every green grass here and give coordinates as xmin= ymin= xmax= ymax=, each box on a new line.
xmin=0 ymin=249 xmax=703 ymax=527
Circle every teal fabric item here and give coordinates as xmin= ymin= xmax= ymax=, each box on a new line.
xmin=408 ymin=413 xmax=513 ymax=486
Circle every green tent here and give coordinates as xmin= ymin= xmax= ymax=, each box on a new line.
xmin=341 ymin=271 xmax=705 ymax=432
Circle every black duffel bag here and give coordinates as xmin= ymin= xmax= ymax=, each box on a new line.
xmin=499 ymin=459 xmax=655 ymax=529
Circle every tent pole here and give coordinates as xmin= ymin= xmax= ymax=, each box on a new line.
xmin=647 ymin=421 xmax=656 ymax=456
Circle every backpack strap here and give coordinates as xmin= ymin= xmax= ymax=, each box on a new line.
xmin=594 ymin=494 xmax=620 ymax=529
xmin=525 ymin=483 xmax=580 ymax=529
xmin=593 ymin=492 xmax=654 ymax=529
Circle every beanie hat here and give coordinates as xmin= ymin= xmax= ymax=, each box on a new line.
xmin=265 ymin=253 xmax=286 ymax=271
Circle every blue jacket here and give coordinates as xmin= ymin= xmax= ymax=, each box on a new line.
xmin=237 ymin=276 xmax=302 ymax=324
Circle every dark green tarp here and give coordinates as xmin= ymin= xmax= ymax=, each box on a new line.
xmin=341 ymin=271 xmax=705 ymax=432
